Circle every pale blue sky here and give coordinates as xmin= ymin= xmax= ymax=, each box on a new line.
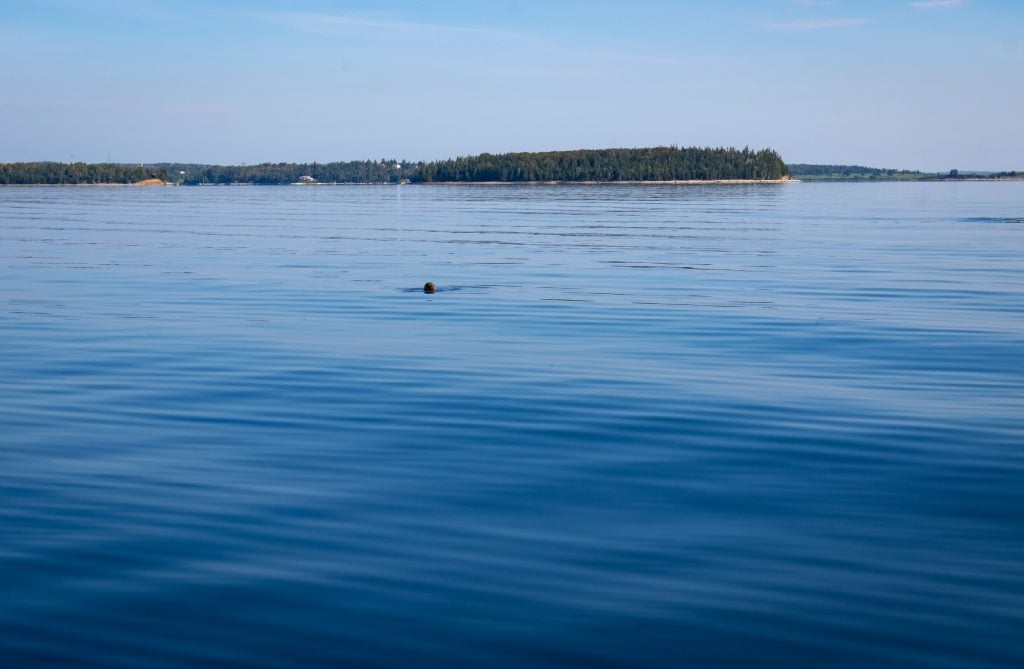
xmin=1 ymin=0 xmax=1021 ymax=170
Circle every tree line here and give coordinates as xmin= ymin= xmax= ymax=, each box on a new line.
xmin=0 ymin=160 xmax=419 ymax=185
xmin=0 ymin=162 xmax=165 ymax=185
xmin=0 ymin=147 xmax=790 ymax=185
xmin=413 ymin=147 xmax=789 ymax=182
xmin=788 ymin=164 xmax=1023 ymax=181
xmin=155 ymin=161 xmax=419 ymax=185
xmin=787 ymin=164 xmax=929 ymax=180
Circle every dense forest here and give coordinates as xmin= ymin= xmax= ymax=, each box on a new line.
xmin=787 ymin=164 xmax=930 ymax=180
xmin=0 ymin=147 xmax=788 ymax=185
xmin=413 ymin=147 xmax=789 ymax=182
xmin=0 ymin=160 xmax=418 ymax=185
xmin=155 ymin=161 xmax=418 ymax=185
xmin=0 ymin=162 xmax=167 ymax=185
xmin=789 ymin=164 xmax=1022 ymax=181
xmin=3 ymin=155 xmax=1018 ymax=186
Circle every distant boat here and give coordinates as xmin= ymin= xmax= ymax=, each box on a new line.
xmin=291 ymin=175 xmax=317 ymax=185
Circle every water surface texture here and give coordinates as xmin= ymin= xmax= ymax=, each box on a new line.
xmin=2 ymin=183 xmax=1023 ymax=668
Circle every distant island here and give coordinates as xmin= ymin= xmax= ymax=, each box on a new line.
xmin=0 ymin=160 xmax=418 ymax=186
xmin=0 ymin=162 xmax=166 ymax=186
xmin=789 ymin=164 xmax=1022 ymax=182
xmin=0 ymin=147 xmax=788 ymax=185
xmin=411 ymin=147 xmax=789 ymax=182
xmin=1 ymin=150 xmax=1019 ymax=186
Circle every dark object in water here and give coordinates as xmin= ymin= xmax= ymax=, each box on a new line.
xmin=423 ymin=282 xmax=436 ymax=293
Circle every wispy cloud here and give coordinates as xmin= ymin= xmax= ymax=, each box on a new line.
xmin=240 ymin=9 xmax=708 ymax=74
xmin=247 ymin=11 xmax=525 ymax=44
xmin=910 ymin=0 xmax=966 ymax=8
xmin=764 ymin=17 xmax=869 ymax=30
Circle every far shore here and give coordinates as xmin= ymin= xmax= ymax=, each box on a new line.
xmin=0 ymin=179 xmax=798 ymax=187
xmin=7 ymin=176 xmax=1024 ymax=187
xmin=420 ymin=178 xmax=799 ymax=185
xmin=0 ymin=181 xmax=170 ymax=187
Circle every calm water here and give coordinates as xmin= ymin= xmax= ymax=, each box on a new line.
xmin=1 ymin=182 xmax=1023 ymax=668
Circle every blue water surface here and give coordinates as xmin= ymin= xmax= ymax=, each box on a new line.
xmin=1 ymin=182 xmax=1023 ymax=668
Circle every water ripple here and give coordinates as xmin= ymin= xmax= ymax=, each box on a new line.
xmin=2 ymin=183 xmax=1023 ymax=668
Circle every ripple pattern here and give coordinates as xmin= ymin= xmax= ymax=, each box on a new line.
xmin=2 ymin=182 xmax=1023 ymax=668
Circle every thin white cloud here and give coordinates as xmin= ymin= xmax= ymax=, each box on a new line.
xmin=240 ymin=9 xmax=707 ymax=74
xmin=764 ymin=17 xmax=869 ymax=30
xmin=248 ymin=11 xmax=525 ymax=44
xmin=910 ymin=0 xmax=966 ymax=8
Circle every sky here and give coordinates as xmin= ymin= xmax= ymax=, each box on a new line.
xmin=1 ymin=0 xmax=1021 ymax=171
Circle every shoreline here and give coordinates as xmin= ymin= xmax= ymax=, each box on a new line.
xmin=0 ymin=180 xmax=797 ymax=187
xmin=419 ymin=178 xmax=798 ymax=185
xmin=6 ymin=176 xmax=1024 ymax=188
xmin=0 ymin=182 xmax=171 ymax=187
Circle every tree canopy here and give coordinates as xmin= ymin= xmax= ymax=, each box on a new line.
xmin=786 ymin=164 xmax=930 ymax=180
xmin=413 ymin=147 xmax=789 ymax=182
xmin=0 ymin=160 xmax=418 ymax=185
xmin=0 ymin=162 xmax=165 ymax=185
xmin=0 ymin=147 xmax=792 ymax=185
xmin=155 ymin=161 xmax=418 ymax=185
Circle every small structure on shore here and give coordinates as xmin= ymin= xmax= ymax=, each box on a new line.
xmin=423 ymin=282 xmax=436 ymax=294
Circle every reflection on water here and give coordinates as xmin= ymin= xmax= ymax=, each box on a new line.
xmin=1 ymin=183 xmax=1023 ymax=668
